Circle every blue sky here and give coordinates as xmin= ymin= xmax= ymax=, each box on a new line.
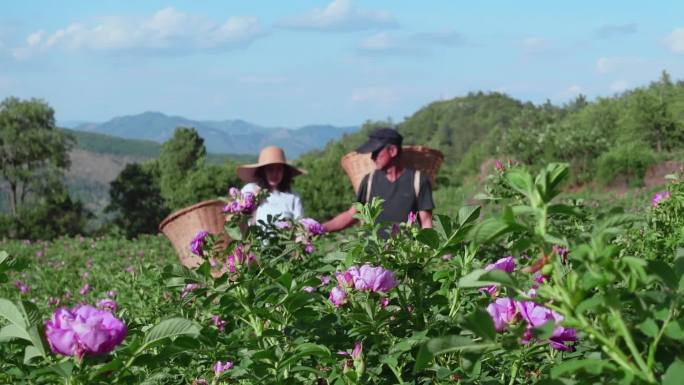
xmin=1 ymin=0 xmax=683 ymax=127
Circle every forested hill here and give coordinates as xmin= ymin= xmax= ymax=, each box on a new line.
xmin=295 ymin=72 xmax=684 ymax=219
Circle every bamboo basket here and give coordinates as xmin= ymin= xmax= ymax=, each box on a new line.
xmin=340 ymin=145 xmax=444 ymax=194
xmin=159 ymin=199 xmax=228 ymax=268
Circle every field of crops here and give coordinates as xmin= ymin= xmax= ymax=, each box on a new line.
xmin=1 ymin=163 xmax=683 ymax=385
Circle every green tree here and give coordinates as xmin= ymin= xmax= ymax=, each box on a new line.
xmin=0 ymin=97 xmax=73 ymax=216
xmin=106 ymin=162 xmax=168 ymax=238
xmin=158 ymin=127 xmax=206 ymax=210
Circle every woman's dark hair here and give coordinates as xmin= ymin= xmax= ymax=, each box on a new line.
xmin=254 ymin=165 xmax=294 ymax=192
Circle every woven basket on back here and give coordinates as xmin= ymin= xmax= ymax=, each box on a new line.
xmin=340 ymin=145 xmax=444 ymax=194
xmin=159 ymin=199 xmax=228 ymax=268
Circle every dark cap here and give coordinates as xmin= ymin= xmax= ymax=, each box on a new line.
xmin=355 ymin=128 xmax=403 ymax=153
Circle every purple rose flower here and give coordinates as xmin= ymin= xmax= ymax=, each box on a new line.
xmin=515 ymin=301 xmax=576 ymax=350
xmin=15 ymin=280 xmax=29 ymax=295
xmin=379 ymin=297 xmax=390 ymax=309
xmin=45 ymin=305 xmax=127 ymax=357
xmin=336 ymin=271 xmax=354 ymax=288
xmin=352 ymin=342 xmax=363 ymax=360
xmin=79 ymin=283 xmax=92 ymax=296
xmin=181 ymin=283 xmax=201 ymax=299
xmin=213 ymin=361 xmax=233 ymax=376
xmin=652 ymin=191 xmax=671 ymax=207
xmin=319 ymin=275 xmax=331 ymax=286
xmin=36 ymin=250 xmax=44 ymax=258
xmin=304 ymin=241 xmax=315 ymax=254
xmin=48 ymin=296 xmax=60 ymax=306
xmin=487 ymin=297 xmax=518 ymax=332
xmin=407 ymin=211 xmax=417 ymax=226
xmin=300 ymin=218 xmax=325 ymax=235
xmin=485 ymin=256 xmax=516 ymax=273
xmin=349 ymin=265 xmax=398 ymax=293
xmin=481 ymin=256 xmax=516 ymax=295
xmin=190 ymin=230 xmax=210 ymax=256
xmin=329 ymin=286 xmax=348 ymax=307
xmin=211 ymin=315 xmax=226 ymax=331
xmin=96 ymin=298 xmax=117 ymax=311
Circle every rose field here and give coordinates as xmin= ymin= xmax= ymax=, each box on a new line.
xmin=1 ymin=163 xmax=684 ymax=385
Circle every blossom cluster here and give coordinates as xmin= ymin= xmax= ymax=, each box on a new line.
xmin=329 ymin=265 xmax=398 ymax=307
xmin=487 ymin=298 xmax=577 ymax=351
xmin=190 ymin=230 xmax=210 ymax=256
xmin=226 ymin=244 xmax=255 ymax=273
xmin=45 ymin=304 xmax=127 ymax=357
xmin=652 ymin=191 xmax=671 ymax=207
xmin=294 ymin=218 xmax=325 ymax=254
xmin=223 ymin=187 xmax=257 ymax=214
xmin=480 ymin=256 xmax=515 ymax=295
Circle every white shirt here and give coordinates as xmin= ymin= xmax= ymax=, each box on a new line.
xmin=241 ymin=183 xmax=303 ymax=225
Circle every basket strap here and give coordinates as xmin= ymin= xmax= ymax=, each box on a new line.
xmin=414 ymin=170 xmax=421 ymax=200
xmin=365 ymin=170 xmax=375 ymax=203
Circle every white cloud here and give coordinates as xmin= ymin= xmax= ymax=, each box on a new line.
xmin=413 ymin=29 xmax=465 ymax=46
xmin=520 ymin=37 xmax=550 ymax=54
xmin=664 ymin=27 xmax=684 ymax=53
xmin=351 ymin=86 xmax=399 ymax=105
xmin=596 ymin=22 xmax=638 ymax=38
xmin=358 ymin=32 xmax=398 ymax=51
xmin=596 ymin=57 xmax=623 ymax=74
xmin=610 ymin=80 xmax=629 ymax=92
xmin=13 ymin=7 xmax=265 ymax=59
xmin=567 ymin=85 xmax=582 ymax=94
xmin=279 ymin=0 xmax=396 ymax=31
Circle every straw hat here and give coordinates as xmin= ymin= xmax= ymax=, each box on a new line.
xmin=236 ymin=146 xmax=307 ymax=183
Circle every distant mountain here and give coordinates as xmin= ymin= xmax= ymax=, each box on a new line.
xmin=74 ymin=111 xmax=359 ymax=157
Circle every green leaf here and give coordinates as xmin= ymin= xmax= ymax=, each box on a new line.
xmin=0 ymin=324 xmax=32 ymax=342
xmin=23 ymin=345 xmax=43 ymax=364
xmin=468 ymin=218 xmax=510 ymax=244
xmin=279 ymin=343 xmax=331 ymax=369
xmin=433 ymin=214 xmax=453 ymax=239
xmin=140 ymin=318 xmax=201 ymax=352
xmin=463 ymin=308 xmax=496 ymax=341
xmin=226 ymin=225 xmax=242 ymax=241
xmin=459 ymin=269 xmax=518 ymax=289
xmin=0 ymin=298 xmax=27 ymax=329
xmin=417 ymin=228 xmax=440 ymax=249
xmin=506 ymin=169 xmax=533 ymax=196
xmin=637 ymin=318 xmax=658 ymax=338
xmin=531 ymin=321 xmax=555 ymax=340
xmin=647 ymin=260 xmax=678 ymax=289
xmin=458 ymin=205 xmax=480 ymax=227
xmin=414 ymin=335 xmax=496 ymax=373
xmin=0 ymin=251 xmax=8 ymax=265
xmin=665 ymin=320 xmax=684 ymax=341
xmin=547 ymin=204 xmax=580 ymax=217
xmin=663 ymin=359 xmax=684 ymax=385
xmin=550 ymin=358 xmax=616 ymax=378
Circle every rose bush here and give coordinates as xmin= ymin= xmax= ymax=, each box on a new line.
xmin=0 ymin=165 xmax=683 ymax=384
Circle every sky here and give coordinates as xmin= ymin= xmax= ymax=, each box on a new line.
xmin=1 ymin=0 xmax=683 ymax=128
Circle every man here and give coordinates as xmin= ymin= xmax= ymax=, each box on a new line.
xmin=322 ymin=128 xmax=434 ymax=233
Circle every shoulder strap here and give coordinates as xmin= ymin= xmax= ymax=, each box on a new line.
xmin=365 ymin=170 xmax=375 ymax=203
xmin=414 ymin=170 xmax=421 ymax=199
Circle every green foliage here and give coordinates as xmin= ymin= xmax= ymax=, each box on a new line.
xmin=158 ymin=127 xmax=207 ymax=210
xmin=596 ymin=142 xmax=656 ymax=186
xmin=0 ymin=97 xmax=74 ymax=216
xmin=106 ymin=162 xmax=168 ymax=238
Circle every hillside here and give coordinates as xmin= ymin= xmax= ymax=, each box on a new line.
xmin=74 ymin=111 xmax=358 ymax=157
xmin=295 ymin=73 xmax=684 ymax=219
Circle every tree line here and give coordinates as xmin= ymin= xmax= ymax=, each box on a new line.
xmin=1 ymin=71 xmax=683 ymax=239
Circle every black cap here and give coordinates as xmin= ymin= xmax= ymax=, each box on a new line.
xmin=355 ymin=128 xmax=403 ymax=153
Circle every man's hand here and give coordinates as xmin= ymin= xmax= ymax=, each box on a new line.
xmin=322 ymin=206 xmax=358 ymax=233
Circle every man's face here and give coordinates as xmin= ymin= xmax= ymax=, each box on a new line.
xmin=371 ymin=144 xmax=396 ymax=169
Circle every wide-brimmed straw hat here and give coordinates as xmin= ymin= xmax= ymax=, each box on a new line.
xmin=236 ymin=146 xmax=307 ymax=183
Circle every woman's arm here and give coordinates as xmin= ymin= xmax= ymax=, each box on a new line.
xmin=322 ymin=206 xmax=358 ymax=233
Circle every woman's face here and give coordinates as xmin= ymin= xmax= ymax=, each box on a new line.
xmin=263 ymin=164 xmax=285 ymax=189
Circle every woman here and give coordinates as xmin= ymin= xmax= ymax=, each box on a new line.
xmin=236 ymin=146 xmax=306 ymax=225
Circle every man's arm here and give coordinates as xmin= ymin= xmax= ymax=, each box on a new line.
xmin=418 ymin=210 xmax=432 ymax=229
xmin=322 ymin=206 xmax=358 ymax=233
